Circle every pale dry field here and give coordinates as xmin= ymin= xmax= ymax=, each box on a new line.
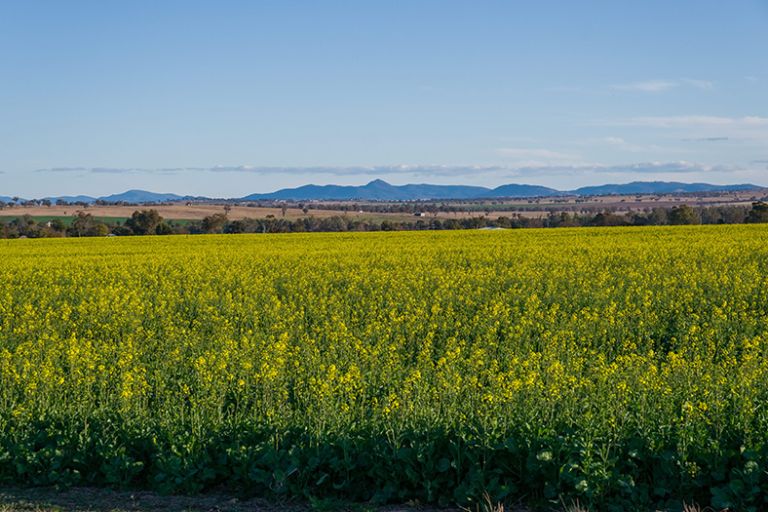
xmin=0 ymin=203 xmax=546 ymax=221
xmin=0 ymin=204 xmax=333 ymax=220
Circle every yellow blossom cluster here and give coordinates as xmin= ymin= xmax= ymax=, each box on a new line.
xmin=0 ymin=225 xmax=767 ymax=452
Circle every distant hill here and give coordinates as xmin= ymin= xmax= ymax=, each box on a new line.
xmin=573 ymin=181 xmax=759 ymax=196
xmin=241 ymin=179 xmax=489 ymax=201
xmin=242 ymin=179 xmax=562 ymax=201
xmin=98 ymin=190 xmax=187 ymax=203
xmin=1 ymin=181 xmax=763 ymax=205
xmin=492 ymin=184 xmax=563 ymax=197
xmin=44 ymin=195 xmax=97 ymax=204
xmin=242 ymin=179 xmax=758 ymax=201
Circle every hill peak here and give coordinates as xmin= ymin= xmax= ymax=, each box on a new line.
xmin=365 ymin=179 xmax=392 ymax=187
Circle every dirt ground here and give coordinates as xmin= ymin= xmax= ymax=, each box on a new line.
xmin=0 ymin=204 xmax=544 ymax=222
xmin=0 ymin=487 xmax=482 ymax=512
xmin=0 ymin=204 xmax=351 ymax=222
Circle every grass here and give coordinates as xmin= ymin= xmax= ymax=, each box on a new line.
xmin=0 ymin=215 xmax=129 ymax=226
xmin=0 ymin=215 xmax=200 ymax=227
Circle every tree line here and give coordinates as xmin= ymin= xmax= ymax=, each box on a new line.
xmin=1 ymin=202 xmax=767 ymax=239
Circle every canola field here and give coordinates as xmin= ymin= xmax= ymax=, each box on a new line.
xmin=1 ymin=226 xmax=768 ymax=510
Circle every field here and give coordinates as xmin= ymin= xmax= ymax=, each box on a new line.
xmin=0 ymin=204 xmax=421 ymax=223
xmin=1 ymin=226 xmax=768 ymax=510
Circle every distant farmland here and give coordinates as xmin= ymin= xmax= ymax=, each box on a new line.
xmin=2 ymin=187 xmax=764 ymax=224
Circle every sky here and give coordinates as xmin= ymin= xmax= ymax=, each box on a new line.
xmin=1 ymin=0 xmax=767 ymax=198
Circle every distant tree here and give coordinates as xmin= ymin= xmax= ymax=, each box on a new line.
xmin=745 ymin=202 xmax=768 ymax=224
xmin=93 ymin=223 xmax=110 ymax=236
xmin=41 ymin=199 xmax=52 ymax=207
xmin=647 ymin=207 xmax=669 ymax=225
xmin=111 ymin=225 xmax=134 ymax=236
xmin=547 ymin=211 xmax=579 ymax=227
xmin=70 ymin=212 xmax=97 ymax=237
xmin=126 ymin=209 xmax=163 ymax=235
xmin=668 ymin=205 xmax=700 ymax=225
xmin=224 ymin=219 xmax=247 ymax=234
xmin=155 ymin=222 xmax=173 ymax=235
xmin=49 ymin=218 xmax=66 ymax=232
xmin=590 ymin=211 xmax=627 ymax=227
xmin=201 ymin=213 xmax=228 ymax=233
xmin=322 ymin=216 xmax=348 ymax=232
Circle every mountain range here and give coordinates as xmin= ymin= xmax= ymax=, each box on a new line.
xmin=240 ymin=179 xmax=762 ymax=201
xmin=0 ymin=181 xmax=762 ymax=204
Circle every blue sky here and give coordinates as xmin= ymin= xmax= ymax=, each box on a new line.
xmin=1 ymin=0 xmax=767 ymax=197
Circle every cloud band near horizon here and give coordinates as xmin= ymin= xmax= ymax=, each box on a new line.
xmin=31 ymin=161 xmax=748 ymax=179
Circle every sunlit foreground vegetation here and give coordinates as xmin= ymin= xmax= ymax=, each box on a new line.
xmin=1 ymin=226 xmax=767 ymax=510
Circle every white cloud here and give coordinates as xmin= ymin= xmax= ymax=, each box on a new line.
xmin=495 ymin=148 xmax=575 ymax=159
xmin=31 ymin=161 xmax=764 ymax=185
xmin=680 ymin=79 xmax=714 ymax=90
xmin=598 ymin=136 xmax=664 ymax=152
xmin=207 ymin=165 xmax=513 ymax=177
xmin=505 ymin=161 xmax=736 ymax=178
xmin=681 ymin=136 xmax=730 ymax=142
xmin=34 ymin=165 xmax=519 ymax=178
xmin=611 ymin=80 xmax=679 ymax=93
xmin=495 ymin=148 xmax=582 ymax=167
xmin=610 ymin=79 xmax=713 ymax=93
xmin=603 ymin=136 xmax=627 ymax=145
xmin=617 ymin=115 xmax=768 ymax=128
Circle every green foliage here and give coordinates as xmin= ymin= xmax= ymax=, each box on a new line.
xmin=668 ymin=205 xmax=701 ymax=225
xmin=125 ymin=209 xmax=164 ymax=235
xmin=201 ymin=213 xmax=228 ymax=233
xmin=745 ymin=201 xmax=768 ymax=224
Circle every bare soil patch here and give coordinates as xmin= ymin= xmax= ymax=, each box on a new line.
xmin=0 ymin=487 xmax=473 ymax=512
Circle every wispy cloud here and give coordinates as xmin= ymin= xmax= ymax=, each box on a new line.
xmin=506 ymin=161 xmax=735 ymax=178
xmin=35 ymin=166 xmax=201 ymax=175
xmin=38 ymin=167 xmax=91 ymax=173
xmin=614 ymin=115 xmax=768 ymax=128
xmin=32 ymin=161 xmax=755 ymax=181
xmin=495 ymin=148 xmax=576 ymax=159
xmin=207 ymin=165 xmax=515 ymax=177
xmin=611 ymin=80 xmax=679 ymax=93
xmin=682 ymin=136 xmax=730 ymax=142
xmin=592 ymin=161 xmax=729 ymax=174
xmin=34 ymin=165 xmax=515 ymax=178
xmin=598 ymin=136 xmax=668 ymax=152
xmin=610 ymin=79 xmax=714 ymax=93
xmin=495 ymin=148 xmax=583 ymax=167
